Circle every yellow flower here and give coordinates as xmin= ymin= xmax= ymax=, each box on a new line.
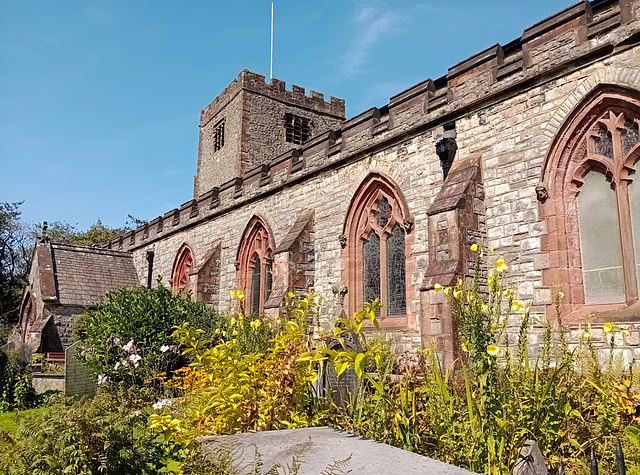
xmin=444 ymin=287 xmax=452 ymax=296
xmin=250 ymin=319 xmax=262 ymax=330
xmin=503 ymin=289 xmax=512 ymax=297
xmin=229 ymin=290 xmax=236 ymax=299
xmin=603 ymin=322 xmax=614 ymax=334
xmin=461 ymin=342 xmax=469 ymax=352
xmin=583 ymin=330 xmax=592 ymax=339
xmin=453 ymin=289 xmax=463 ymax=300
xmin=422 ymin=348 xmax=431 ymax=356
xmin=230 ymin=317 xmax=236 ymax=326
xmin=488 ymin=275 xmax=495 ymax=289
xmin=232 ymin=329 xmax=238 ymax=336
xmin=482 ymin=304 xmax=489 ymax=313
xmin=236 ymin=290 xmax=244 ymax=300
xmin=495 ymin=258 xmax=508 ymax=273
xmin=288 ymin=291 xmax=295 ymax=298
xmin=624 ymin=379 xmax=632 ymax=388
xmin=470 ymin=243 xmax=478 ymax=252
xmin=434 ymin=283 xmax=443 ymax=291
xmin=512 ymin=300 xmax=523 ymax=311
xmin=215 ymin=328 xmax=221 ymax=334
xmin=457 ymin=278 xmax=463 ymax=287
xmin=487 ymin=345 xmax=499 ymax=356
xmin=558 ymin=291 xmax=565 ymax=299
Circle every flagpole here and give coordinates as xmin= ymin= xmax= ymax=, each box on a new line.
xmin=270 ymin=2 xmax=274 ymax=80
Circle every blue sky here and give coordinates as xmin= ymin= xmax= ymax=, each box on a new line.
xmin=1 ymin=0 xmax=568 ymax=231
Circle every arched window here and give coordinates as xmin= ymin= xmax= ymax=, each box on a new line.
xmin=171 ymin=244 xmax=194 ymax=294
xmin=541 ymin=86 xmax=640 ymax=309
xmin=19 ymin=292 xmax=36 ymax=341
xmin=237 ymin=216 xmax=275 ymax=315
xmin=342 ymin=173 xmax=413 ymax=323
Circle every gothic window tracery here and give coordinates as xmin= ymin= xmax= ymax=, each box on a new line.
xmin=171 ymin=244 xmax=194 ymax=294
xmin=542 ymin=88 xmax=640 ymax=311
xmin=343 ymin=174 xmax=412 ymax=322
xmin=237 ymin=216 xmax=274 ymax=314
xmin=575 ymin=110 xmax=640 ymax=304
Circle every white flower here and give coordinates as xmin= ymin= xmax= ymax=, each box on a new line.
xmin=160 ymin=345 xmax=170 ymax=353
xmin=152 ymin=399 xmax=172 ymax=410
xmin=129 ymin=354 xmax=142 ymax=368
xmin=97 ymin=374 xmax=107 ymax=385
xmin=114 ymin=362 xmax=120 ymax=370
xmin=123 ymin=340 xmax=136 ymax=353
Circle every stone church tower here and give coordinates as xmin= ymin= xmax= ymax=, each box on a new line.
xmin=194 ymin=70 xmax=345 ymax=197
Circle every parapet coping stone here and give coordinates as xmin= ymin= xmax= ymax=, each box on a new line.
xmin=198 ymin=426 xmax=477 ymax=474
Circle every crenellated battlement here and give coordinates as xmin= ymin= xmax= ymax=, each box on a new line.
xmin=200 ymin=70 xmax=345 ymax=127
xmin=109 ymin=0 xmax=640 ymax=254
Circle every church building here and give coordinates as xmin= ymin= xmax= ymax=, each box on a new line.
xmin=18 ymin=0 xmax=640 ymax=367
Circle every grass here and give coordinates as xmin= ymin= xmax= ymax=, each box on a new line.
xmin=0 ymin=407 xmax=49 ymax=433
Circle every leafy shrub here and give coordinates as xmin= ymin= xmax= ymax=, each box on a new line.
xmin=0 ymin=388 xmax=171 ymax=474
xmin=150 ymin=303 xmax=323 ymax=447
xmin=321 ymin=247 xmax=640 ymax=474
xmin=74 ymin=283 xmax=219 ymax=386
xmin=0 ymin=350 xmax=35 ymax=411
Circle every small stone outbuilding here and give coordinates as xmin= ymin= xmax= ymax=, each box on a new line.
xmin=16 ymin=237 xmax=139 ymax=360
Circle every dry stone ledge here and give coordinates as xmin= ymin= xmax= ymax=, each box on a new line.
xmin=199 ymin=426 xmax=477 ymax=474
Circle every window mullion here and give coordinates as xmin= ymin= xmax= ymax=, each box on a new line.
xmin=380 ymin=231 xmax=388 ymax=318
xmin=617 ymin=181 xmax=638 ymax=304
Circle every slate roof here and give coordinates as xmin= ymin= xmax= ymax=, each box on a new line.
xmin=50 ymin=243 xmax=140 ymax=306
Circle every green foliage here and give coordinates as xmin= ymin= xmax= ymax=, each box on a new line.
xmin=37 ymin=215 xmax=148 ymax=247
xmin=0 ymin=388 xmax=173 ymax=475
xmin=324 ymin=248 xmax=640 ymax=474
xmin=0 ymin=202 xmax=30 ymax=325
xmin=0 ymin=350 xmax=35 ymax=411
xmin=12 ymin=373 xmax=36 ymax=410
xmin=74 ymin=283 xmax=219 ymax=387
xmin=150 ymin=298 xmax=323 ymax=447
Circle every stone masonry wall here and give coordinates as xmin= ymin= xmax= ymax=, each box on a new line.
xmin=196 ymin=90 xmax=244 ymax=197
xmin=245 ymin=90 xmax=344 ymax=171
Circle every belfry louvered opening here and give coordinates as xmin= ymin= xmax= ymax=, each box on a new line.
xmin=285 ymin=113 xmax=311 ymax=144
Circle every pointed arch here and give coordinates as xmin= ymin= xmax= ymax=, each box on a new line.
xmin=341 ymin=173 xmax=415 ymax=327
xmin=171 ymin=243 xmax=195 ymax=294
xmin=236 ymin=216 xmax=276 ymax=314
xmin=539 ymin=84 xmax=640 ymax=313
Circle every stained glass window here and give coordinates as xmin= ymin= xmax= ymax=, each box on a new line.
xmin=595 ymin=127 xmax=614 ymax=159
xmin=375 ymin=197 xmax=392 ymax=228
xmin=622 ymin=119 xmax=640 ymax=156
xmin=577 ymin=170 xmax=625 ymax=303
xmin=386 ymin=224 xmax=406 ymax=315
xmin=250 ymin=256 xmax=261 ymax=314
xmin=363 ymin=231 xmax=381 ymax=303
xmin=265 ymin=259 xmax=273 ymax=301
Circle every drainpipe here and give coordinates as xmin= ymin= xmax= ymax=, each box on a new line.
xmin=146 ymin=247 xmax=155 ymax=289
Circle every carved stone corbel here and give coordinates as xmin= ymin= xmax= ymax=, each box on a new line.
xmin=535 ymin=183 xmax=549 ymax=203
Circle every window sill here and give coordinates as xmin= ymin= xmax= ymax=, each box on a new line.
xmin=564 ymin=300 xmax=640 ymax=323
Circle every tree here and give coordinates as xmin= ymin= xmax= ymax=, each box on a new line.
xmin=34 ymin=215 xmax=147 ymax=247
xmin=0 ymin=202 xmax=30 ymax=325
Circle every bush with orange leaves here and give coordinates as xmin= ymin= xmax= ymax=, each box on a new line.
xmin=149 ymin=301 xmax=323 ymax=448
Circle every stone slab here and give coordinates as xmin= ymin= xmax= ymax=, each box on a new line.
xmin=199 ymin=426 xmax=476 ymax=474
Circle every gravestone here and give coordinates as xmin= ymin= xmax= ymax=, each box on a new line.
xmin=64 ymin=341 xmax=97 ymax=398
xmin=323 ymin=331 xmax=362 ymax=407
xmin=1 ymin=339 xmax=32 ymax=364
xmin=513 ymin=440 xmax=548 ymax=475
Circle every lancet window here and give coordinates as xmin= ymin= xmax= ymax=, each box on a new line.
xmin=237 ymin=217 xmax=274 ymax=314
xmin=343 ymin=174 xmax=412 ymax=321
xmin=542 ymin=87 xmax=640 ymax=309
xmin=171 ymin=244 xmax=194 ymax=294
